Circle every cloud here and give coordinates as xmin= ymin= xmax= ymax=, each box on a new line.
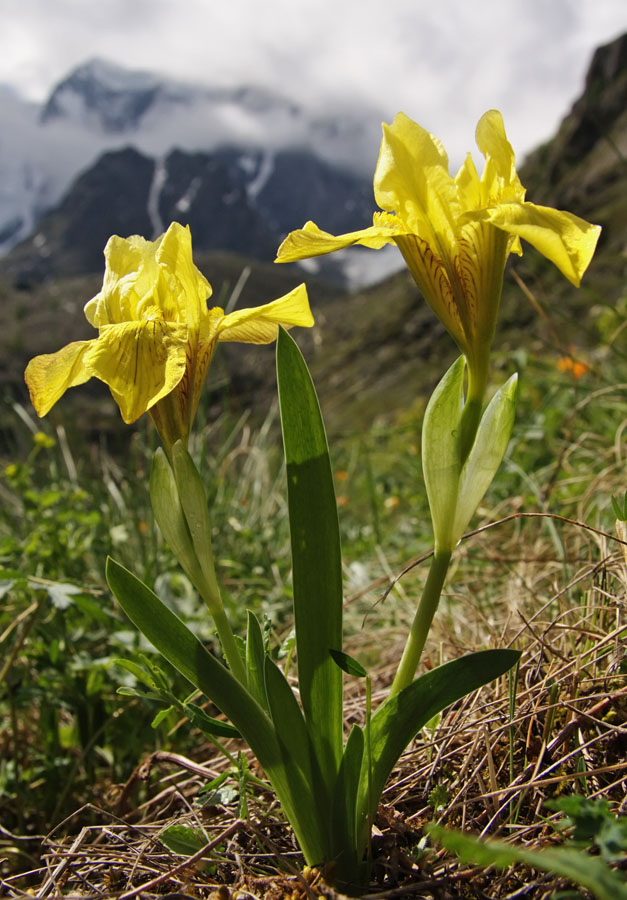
xmin=1 ymin=0 xmax=625 ymax=167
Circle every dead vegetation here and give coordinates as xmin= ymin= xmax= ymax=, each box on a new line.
xmin=3 ymin=508 xmax=624 ymax=900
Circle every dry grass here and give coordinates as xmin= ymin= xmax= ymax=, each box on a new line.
xmin=3 ymin=507 xmax=625 ymax=900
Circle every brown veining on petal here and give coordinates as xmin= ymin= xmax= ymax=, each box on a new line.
xmin=452 ymin=230 xmax=481 ymax=338
xmin=394 ymin=233 xmax=468 ymax=353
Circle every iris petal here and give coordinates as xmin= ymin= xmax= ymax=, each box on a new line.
xmin=217 ymin=285 xmax=314 ymax=343
xmin=276 ymin=216 xmax=401 ymax=262
xmin=84 ymin=320 xmax=188 ymax=423
xmin=375 ymin=112 xmax=458 ymax=244
xmin=25 ymin=341 xmax=93 ymax=417
xmin=477 ymin=201 xmax=601 ymax=286
xmin=475 ymin=110 xmax=524 ymax=204
xmin=156 ymin=222 xmax=212 ymax=330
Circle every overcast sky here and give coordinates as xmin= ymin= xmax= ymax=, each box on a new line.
xmin=3 ymin=0 xmax=626 ymax=166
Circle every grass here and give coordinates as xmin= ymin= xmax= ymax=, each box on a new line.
xmin=0 ymin=279 xmax=626 ymax=897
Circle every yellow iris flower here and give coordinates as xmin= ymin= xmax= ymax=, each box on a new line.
xmin=277 ymin=110 xmax=600 ymax=402
xmin=25 ymin=222 xmax=313 ymax=451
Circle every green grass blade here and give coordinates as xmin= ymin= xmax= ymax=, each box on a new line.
xmin=276 ymin=328 xmax=343 ymax=783
xmin=429 ymin=825 xmax=627 ymax=900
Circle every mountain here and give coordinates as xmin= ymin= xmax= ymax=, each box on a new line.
xmin=1 ymin=34 xmax=625 ymax=443
xmin=0 ymin=58 xmax=385 ymax=285
xmin=0 ymin=140 xmax=382 ymax=287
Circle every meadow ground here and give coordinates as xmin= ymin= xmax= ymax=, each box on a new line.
xmin=1 ymin=292 xmax=626 ymax=898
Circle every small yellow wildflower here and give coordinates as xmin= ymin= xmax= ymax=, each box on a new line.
xmin=33 ymin=431 xmax=56 ymax=448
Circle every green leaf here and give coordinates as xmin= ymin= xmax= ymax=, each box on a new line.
xmin=159 ymin=824 xmax=206 ymax=856
xmin=113 ymin=657 xmax=160 ymax=691
xmin=150 ymin=450 xmax=217 ymax=609
xmin=140 ymin=653 xmax=172 ymax=692
xmin=151 ymin=706 xmax=174 ymax=729
xmin=453 ymin=373 xmax=517 ymax=541
xmin=183 ymin=702 xmax=240 ymax=739
xmin=116 ymin=686 xmax=162 ymax=699
xmin=106 ymin=557 xmax=326 ymax=865
xmin=195 ymin=771 xmax=230 ymax=807
xmin=330 ymin=649 xmax=367 ymax=678
xmin=331 ymin=725 xmax=368 ymax=888
xmin=356 ymin=650 xmax=520 ymax=846
xmin=263 ymin=656 xmax=328 ymax=858
xmin=546 ymin=796 xmax=627 ymax=861
xmin=422 ymin=356 xmax=465 ymax=551
xmin=263 ymin=657 xmax=315 ymax=793
xmin=276 ymin=327 xmax=343 ymax=789
xmin=429 ymin=825 xmax=627 ymax=900
xmin=246 ymin=611 xmax=269 ymax=712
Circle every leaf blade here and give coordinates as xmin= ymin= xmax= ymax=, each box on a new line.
xmin=356 ymin=650 xmax=520 ymax=847
xmin=429 ymin=825 xmax=627 ymax=900
xmin=106 ymin=556 xmax=326 ymax=864
xmin=276 ymin=328 xmax=344 ymax=786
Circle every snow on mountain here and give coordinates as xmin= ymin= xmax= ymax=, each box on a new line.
xmin=0 ymin=58 xmax=386 ymax=286
xmin=0 ymin=82 xmax=115 ymax=251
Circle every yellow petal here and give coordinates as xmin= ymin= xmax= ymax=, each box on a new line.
xmin=84 ymin=320 xmax=188 ymax=423
xmin=25 ymin=341 xmax=93 ymax=417
xmin=478 ymin=201 xmax=601 ymax=286
xmin=155 ymin=222 xmax=212 ymax=331
xmin=84 ymin=223 xmax=211 ymax=330
xmin=475 ymin=110 xmax=524 ymax=204
xmin=85 ymin=233 xmax=160 ymax=326
xmin=374 ymin=112 xmax=458 ymax=242
xmin=275 ymin=215 xmax=400 ymax=263
xmin=455 ymin=152 xmax=482 ymax=208
xmin=217 ymin=284 xmax=314 ymax=343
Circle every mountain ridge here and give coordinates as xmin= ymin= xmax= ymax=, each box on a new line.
xmin=1 ymin=33 xmax=624 ymax=443
xmin=0 ymin=57 xmax=383 ymax=272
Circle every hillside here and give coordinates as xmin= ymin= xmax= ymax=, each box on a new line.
xmin=1 ymin=32 xmax=625 ymax=446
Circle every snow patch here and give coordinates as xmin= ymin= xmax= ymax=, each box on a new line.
xmin=174 ymin=176 xmax=202 ymax=214
xmin=246 ymin=151 xmax=274 ymax=200
xmin=0 ymin=58 xmax=385 ymax=260
xmin=146 ymin=156 xmax=166 ymax=237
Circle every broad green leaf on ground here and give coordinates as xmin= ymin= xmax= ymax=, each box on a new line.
xmin=429 ymin=824 xmax=627 ymax=900
xmin=159 ymin=824 xmax=207 ymax=856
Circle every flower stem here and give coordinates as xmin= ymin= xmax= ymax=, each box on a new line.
xmin=460 ymin=355 xmax=489 ymax=463
xmin=196 ymin=559 xmax=247 ymax=684
xmin=210 ymin=602 xmax=247 ymax=685
xmin=389 ymin=549 xmax=452 ymax=696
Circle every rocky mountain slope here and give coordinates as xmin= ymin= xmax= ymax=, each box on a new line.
xmin=0 ymin=143 xmax=377 ymax=287
xmin=521 ymin=31 xmax=627 ymax=288
xmin=0 ymin=59 xmax=385 ymax=285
